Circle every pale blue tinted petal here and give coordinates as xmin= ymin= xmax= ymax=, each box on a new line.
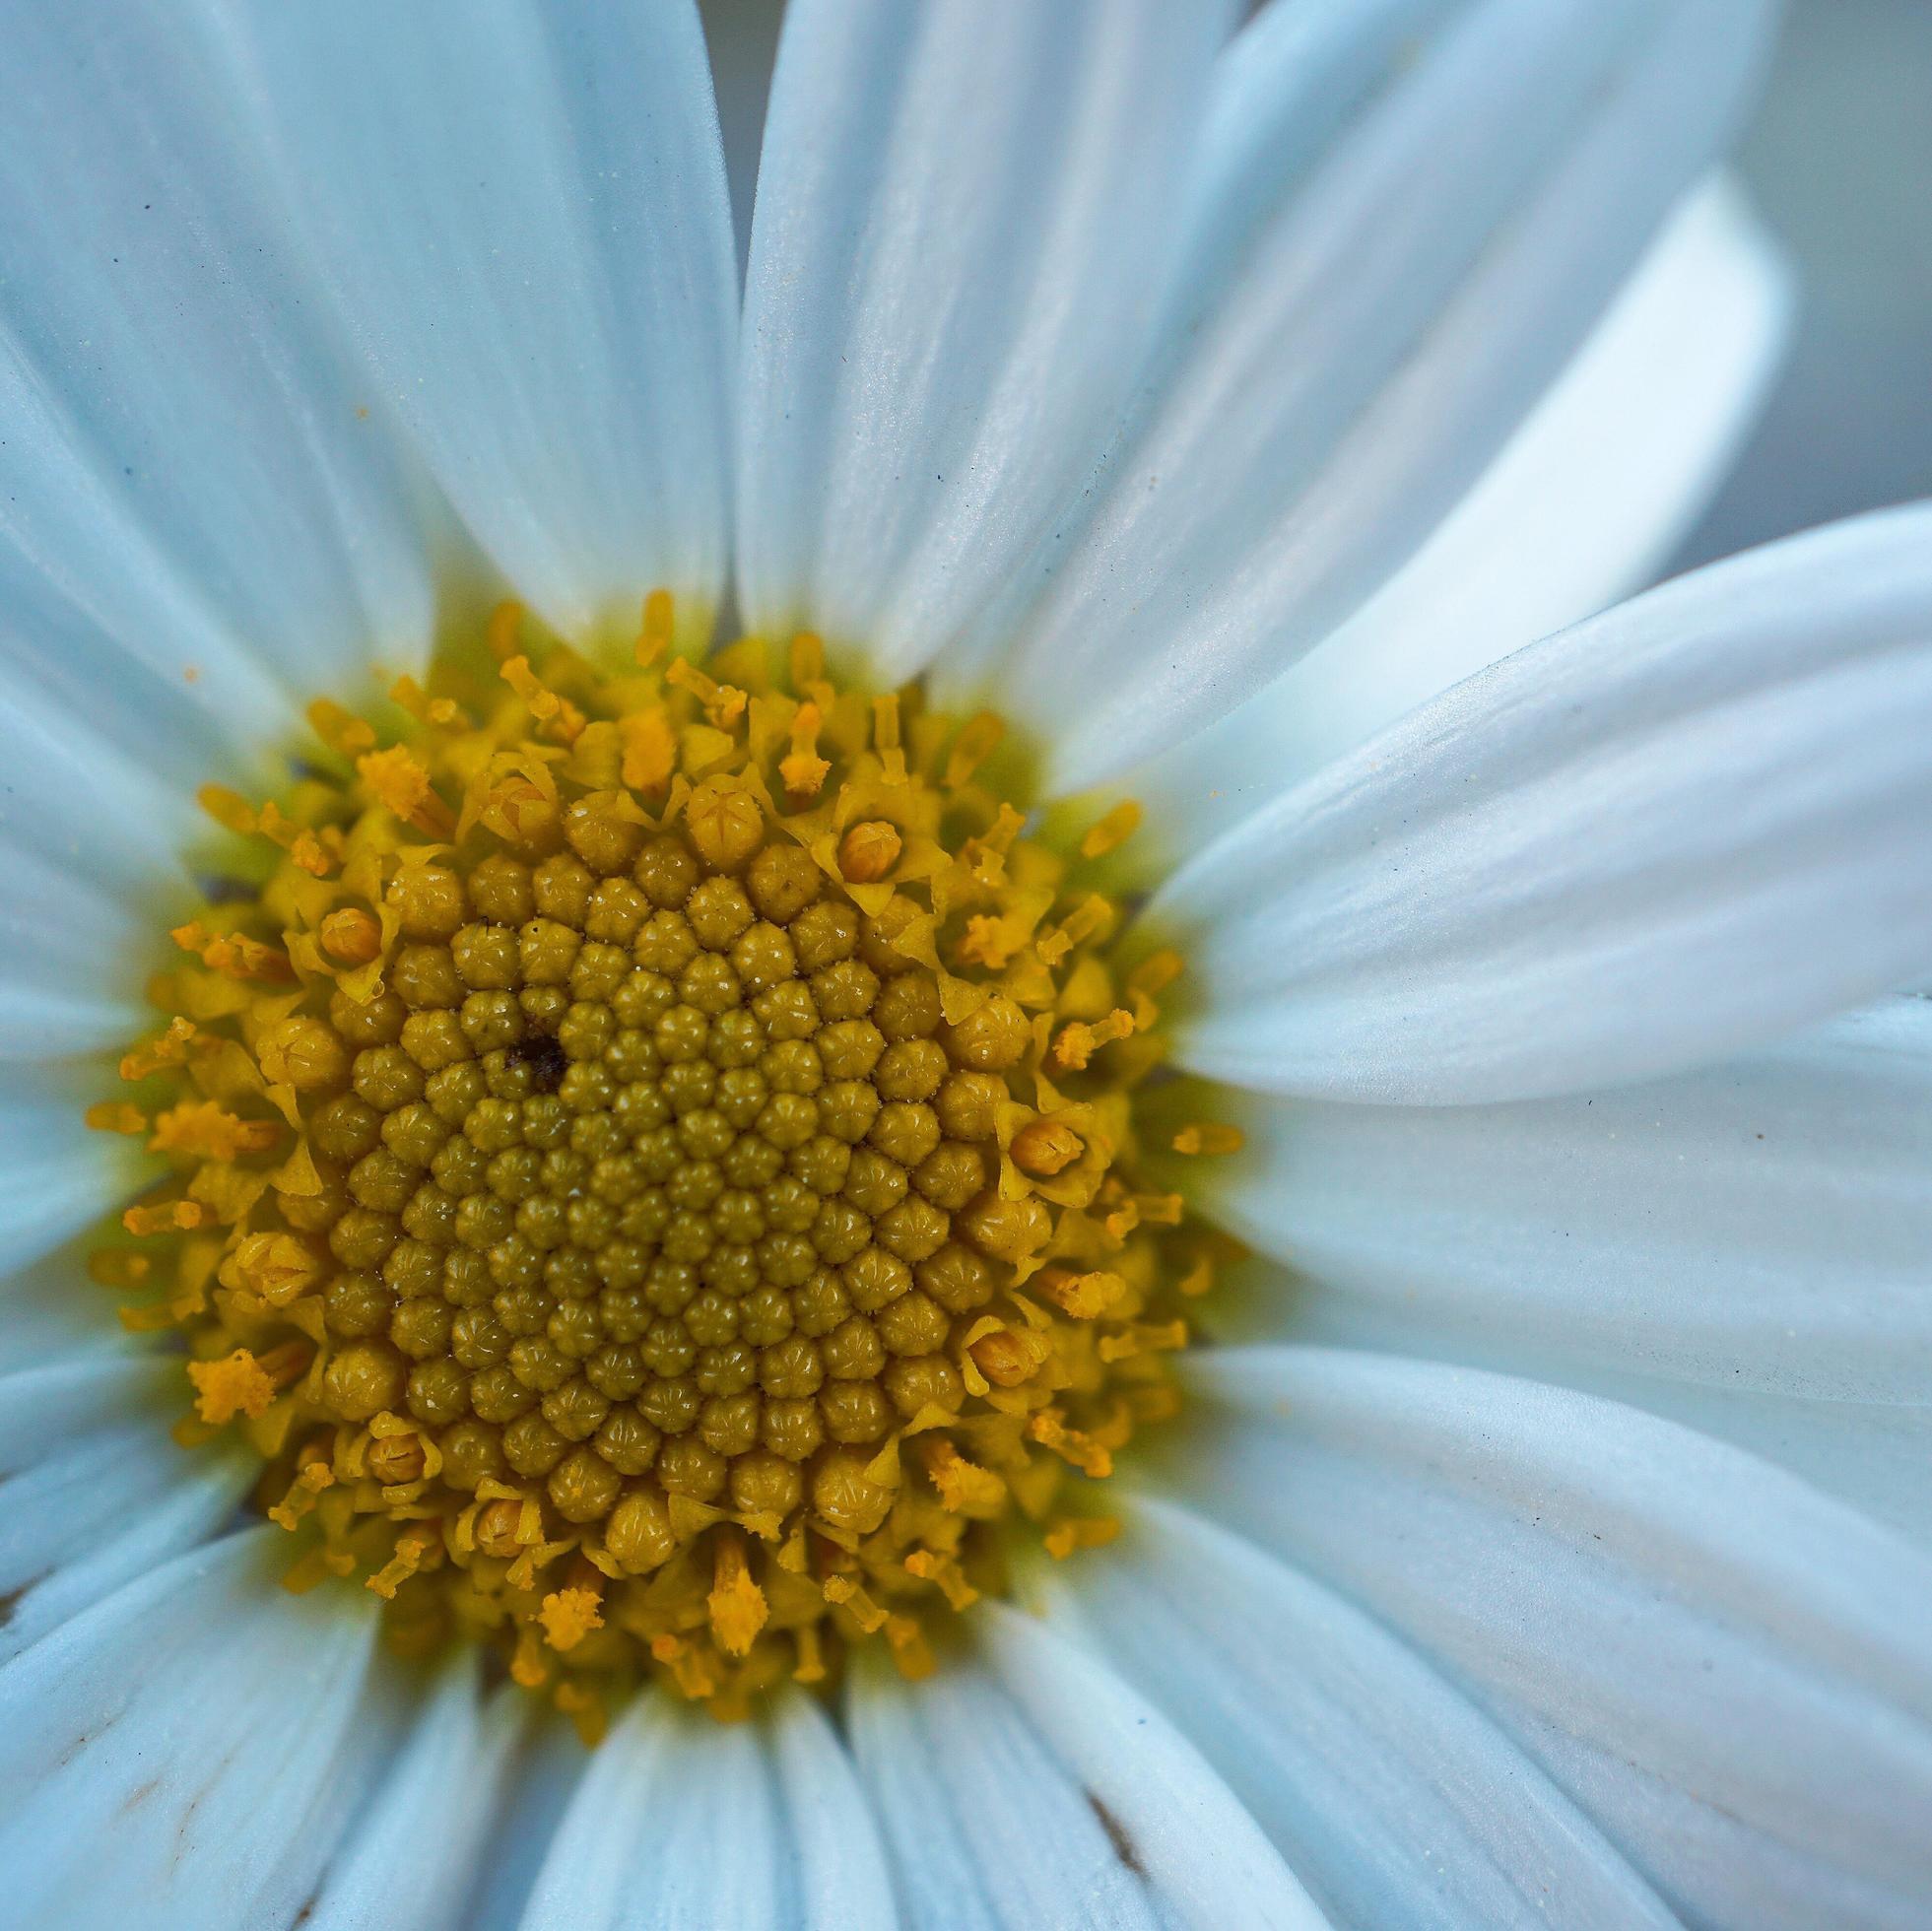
xmin=734 ymin=0 xmax=1237 ymax=680
xmin=0 ymin=575 xmax=206 ymax=903
xmin=1048 ymin=1497 xmax=1673 ymax=1930
xmin=990 ymin=0 xmax=1774 ymax=788
xmin=464 ymin=1719 xmax=587 ymax=1931
xmin=519 ymin=1691 xmax=891 ymax=1929
xmin=1126 ymin=173 xmax=1792 ymax=854
xmin=230 ymin=0 xmax=737 ymax=650
xmin=0 ymin=1354 xmax=172 ymax=1472
xmin=0 ymin=0 xmax=434 ymax=715
xmin=0 ymin=837 xmax=148 ymax=1058
xmin=306 ymin=1663 xmax=525 ymax=1931
xmin=845 ymin=1648 xmax=1162 ymax=1930
xmin=0 ymin=1451 xmax=249 ymax=1665
xmin=0 ymin=1070 xmax=137 ymax=1273
xmin=0 ymin=1347 xmax=251 ymax=1663
xmin=1173 ymin=1347 xmax=1932 ymax=1930
xmin=1194 ymin=997 xmax=1932 ymax=1537
xmin=976 ymin=1600 xmax=1326 ymax=1928
xmin=1157 ymin=504 xmax=1932 ymax=1103
xmin=767 ymin=1690 xmax=898 ymax=1928
xmin=0 ymin=1528 xmax=389 ymax=1930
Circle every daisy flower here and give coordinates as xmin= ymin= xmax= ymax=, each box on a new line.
xmin=1 ymin=1 xmax=1928 ymax=1927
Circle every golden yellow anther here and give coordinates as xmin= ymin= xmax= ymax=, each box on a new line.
xmin=474 ymin=1498 xmax=530 ymax=1562
xmin=356 ymin=745 xmax=454 ymax=836
xmin=837 ymin=819 xmax=902 ymax=884
xmin=197 ymin=784 xmax=259 ymax=834
xmin=1033 ymin=1268 xmax=1127 ymax=1320
xmin=780 ymin=700 xmax=830 ymax=798
xmin=707 ymin=1533 xmax=769 ymax=1658
xmin=170 ymin=922 xmax=294 ymax=984
xmin=500 ymin=654 xmax=587 ymax=743
xmin=539 ymin=1585 xmax=605 ymax=1654
xmin=187 ymin=1348 xmax=278 ymax=1425
xmin=119 ymin=1017 xmax=200 ymax=1082
xmin=1171 ymin=1122 xmax=1245 ymax=1157
xmin=667 ymin=657 xmax=748 ymax=730
xmin=306 ymin=699 xmax=377 ymax=756
xmin=98 ymin=614 xmax=1209 ymax=1720
xmin=123 ymin=1199 xmax=205 ymax=1236
xmin=1050 ymin=1008 xmax=1135 ymax=1072
xmin=921 ymin=1438 xmax=1006 ymax=1517
xmin=967 ymin=1325 xmax=1041 ymax=1388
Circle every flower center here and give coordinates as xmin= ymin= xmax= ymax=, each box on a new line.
xmin=91 ymin=597 xmax=1237 ymax=1730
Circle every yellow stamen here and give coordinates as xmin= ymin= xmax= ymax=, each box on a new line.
xmin=90 ymin=598 xmax=1210 ymax=1723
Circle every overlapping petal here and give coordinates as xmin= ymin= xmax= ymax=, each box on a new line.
xmin=735 ymin=0 xmax=1237 ymax=679
xmin=519 ymin=1690 xmax=895 ymax=1930
xmin=1126 ymin=174 xmax=1791 ymax=854
xmin=226 ymin=0 xmax=738 ymax=650
xmin=1158 ymin=504 xmax=1932 ymax=1103
xmin=0 ymin=1529 xmax=390 ymax=1930
xmin=1191 ymin=996 xmax=1932 ymax=1533
xmin=988 ymin=0 xmax=1776 ymax=787
xmin=1174 ymin=1348 xmax=1932 ymax=1929
xmin=1051 ymin=1498 xmax=1674 ymax=1929
xmin=847 ymin=1643 xmax=1314 ymax=1928
xmin=0 ymin=0 xmax=433 ymax=723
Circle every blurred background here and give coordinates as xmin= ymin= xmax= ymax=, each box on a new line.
xmin=699 ymin=0 xmax=1932 ymax=577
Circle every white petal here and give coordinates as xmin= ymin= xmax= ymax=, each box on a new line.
xmin=1192 ymin=997 xmax=1932 ymax=1534
xmin=1176 ymin=1347 xmax=1932 ymax=1929
xmin=848 ymin=1641 xmax=1306 ymax=1929
xmin=0 ymin=1426 xmax=204 ymax=1589
xmin=766 ymin=1689 xmax=899 ymax=1928
xmin=0 ymin=1073 xmax=136 ymax=1273
xmin=1157 ymin=503 xmax=1932 ymax=1103
xmin=991 ymin=0 xmax=1775 ymax=788
xmin=0 ymin=599 xmax=204 ymax=904
xmin=0 ymin=838 xmax=148 ymax=1058
xmin=305 ymin=1662 xmax=524 ymax=1931
xmin=846 ymin=1649 xmax=1150 ymax=1931
xmin=519 ymin=1690 xmax=892 ymax=1930
xmin=229 ymin=0 xmax=737 ymax=650
xmin=0 ymin=1353 xmax=172 ymax=1469
xmin=1051 ymin=1496 xmax=1672 ymax=1929
xmin=462 ymin=1718 xmax=588 ymax=1931
xmin=976 ymin=1600 xmax=1326 ymax=1928
xmin=0 ymin=1527 xmax=388 ymax=1929
xmin=0 ymin=1451 xmax=250 ymax=1665
xmin=734 ymin=0 xmax=1236 ymax=679
xmin=1124 ymin=172 xmax=1792 ymax=854
xmin=0 ymin=3 xmax=433 ymax=715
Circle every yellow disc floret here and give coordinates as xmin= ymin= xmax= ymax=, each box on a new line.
xmin=92 ymin=599 xmax=1237 ymax=1731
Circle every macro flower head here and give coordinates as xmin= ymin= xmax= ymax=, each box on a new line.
xmin=1 ymin=2 xmax=1930 ymax=1928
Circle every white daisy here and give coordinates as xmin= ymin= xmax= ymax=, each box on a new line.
xmin=1 ymin=3 xmax=1928 ymax=1929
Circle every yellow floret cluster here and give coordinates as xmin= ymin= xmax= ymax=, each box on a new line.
xmin=91 ymin=596 xmax=1238 ymax=1729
